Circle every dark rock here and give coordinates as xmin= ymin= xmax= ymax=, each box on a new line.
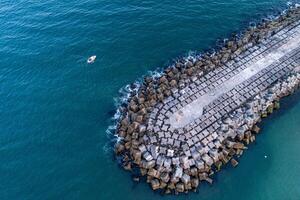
xmin=124 ymin=162 xmax=132 ymax=171
xmin=151 ymin=179 xmax=160 ymax=190
xmin=121 ymin=118 xmax=129 ymax=127
xmin=252 ymin=125 xmax=260 ymax=134
xmin=159 ymin=76 xmax=168 ymax=84
xmin=135 ymin=115 xmax=143 ymax=123
xmin=176 ymin=183 xmax=185 ymax=193
xmin=160 ymin=172 xmax=170 ymax=183
xmin=232 ymin=142 xmax=245 ymax=150
xmin=186 ymin=61 xmax=193 ymax=68
xmin=231 ymin=158 xmax=238 ymax=167
xmin=186 ymin=68 xmax=193 ymax=76
xmin=190 ymin=178 xmax=199 ymax=188
xmin=148 ymin=168 xmax=159 ymax=178
xmin=115 ymin=143 xmax=125 ymax=154
xmin=170 ymin=79 xmax=177 ymax=87
xmin=132 ymin=122 xmax=140 ymax=130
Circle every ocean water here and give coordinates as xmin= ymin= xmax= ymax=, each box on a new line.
xmin=1 ymin=0 xmax=300 ymax=199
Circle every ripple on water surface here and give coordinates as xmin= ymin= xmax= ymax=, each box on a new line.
xmin=1 ymin=0 xmax=300 ymax=200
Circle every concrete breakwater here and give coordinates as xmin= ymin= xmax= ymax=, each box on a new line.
xmin=114 ymin=7 xmax=300 ymax=194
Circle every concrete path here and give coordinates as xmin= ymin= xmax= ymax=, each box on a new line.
xmin=168 ymin=27 xmax=300 ymax=129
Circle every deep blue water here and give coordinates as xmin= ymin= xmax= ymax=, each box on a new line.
xmin=1 ymin=0 xmax=300 ymax=199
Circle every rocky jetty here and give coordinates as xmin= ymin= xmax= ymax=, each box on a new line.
xmin=114 ymin=6 xmax=300 ymax=194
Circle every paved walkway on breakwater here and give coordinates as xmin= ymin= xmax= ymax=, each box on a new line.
xmin=146 ymin=20 xmax=300 ymax=163
xmin=168 ymin=29 xmax=300 ymax=129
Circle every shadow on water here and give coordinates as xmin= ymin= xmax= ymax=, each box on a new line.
xmin=107 ymin=108 xmax=117 ymax=118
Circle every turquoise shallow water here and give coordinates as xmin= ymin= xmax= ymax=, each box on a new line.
xmin=1 ymin=0 xmax=300 ymax=199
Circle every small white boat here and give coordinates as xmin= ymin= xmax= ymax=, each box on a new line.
xmin=87 ymin=55 xmax=96 ymax=64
